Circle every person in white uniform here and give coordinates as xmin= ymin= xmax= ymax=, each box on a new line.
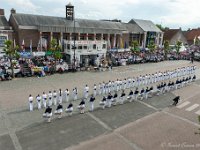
xmin=36 ymin=94 xmax=42 ymax=110
xmin=53 ymin=90 xmax=57 ymax=106
xmin=93 ymin=84 xmax=97 ymax=97
xmin=28 ymin=94 xmax=33 ymax=111
xmin=42 ymin=92 xmax=47 ymax=108
xmin=48 ymin=91 xmax=53 ymax=106
xmin=66 ymin=103 xmax=73 ymax=116
xmin=43 ymin=106 xmax=52 ymax=122
xmin=64 ymin=89 xmax=70 ymax=102
xmin=84 ymin=85 xmax=89 ymax=99
xmin=58 ymin=89 xmax=63 ymax=103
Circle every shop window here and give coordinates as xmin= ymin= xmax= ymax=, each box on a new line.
xmin=0 ymin=36 xmax=7 ymax=47
xmin=84 ymin=46 xmax=88 ymax=49
xmin=93 ymin=44 xmax=96 ymax=49
xmin=102 ymin=44 xmax=106 ymax=49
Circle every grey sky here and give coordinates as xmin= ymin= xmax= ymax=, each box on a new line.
xmin=1 ymin=0 xmax=200 ymax=30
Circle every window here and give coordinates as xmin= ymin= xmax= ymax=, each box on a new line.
xmin=84 ymin=46 xmax=88 ymax=49
xmin=93 ymin=44 xmax=96 ymax=49
xmin=0 ymin=36 xmax=7 ymax=47
xmin=67 ymin=44 xmax=70 ymax=49
xmin=102 ymin=44 xmax=106 ymax=49
xmin=78 ymin=45 xmax=82 ymax=49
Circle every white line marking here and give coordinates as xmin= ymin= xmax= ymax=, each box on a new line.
xmin=195 ymin=110 xmax=200 ymax=115
xmin=177 ymin=101 xmax=190 ymax=109
xmin=185 ymin=104 xmax=199 ymax=111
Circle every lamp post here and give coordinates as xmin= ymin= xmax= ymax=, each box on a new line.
xmin=72 ymin=17 xmax=76 ymax=71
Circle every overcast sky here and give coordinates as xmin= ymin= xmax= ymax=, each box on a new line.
xmin=1 ymin=0 xmax=200 ymax=30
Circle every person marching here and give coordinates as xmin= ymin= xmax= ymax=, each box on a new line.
xmin=28 ymin=94 xmax=34 ymax=111
xmin=43 ymin=106 xmax=52 ymax=122
xmin=78 ymin=99 xmax=86 ymax=114
xmin=66 ymin=102 xmax=73 ymax=116
xmin=36 ymin=94 xmax=42 ymax=110
xmin=93 ymin=84 xmax=97 ymax=97
xmin=54 ymin=102 xmax=63 ymax=119
xmin=48 ymin=91 xmax=53 ymax=106
xmin=112 ymin=92 xmax=118 ymax=105
xmin=58 ymin=89 xmax=63 ymax=104
xmin=99 ymin=96 xmax=106 ymax=109
xmin=106 ymin=93 xmax=113 ymax=108
xmin=120 ymin=90 xmax=126 ymax=104
xmin=134 ymin=88 xmax=139 ymax=100
xmin=64 ymin=89 xmax=70 ymax=102
xmin=89 ymin=95 xmax=96 ymax=112
xmin=84 ymin=85 xmax=89 ymax=99
xmin=127 ymin=90 xmax=134 ymax=102
xmin=53 ymin=90 xmax=57 ymax=106
xmin=42 ymin=92 xmax=47 ymax=108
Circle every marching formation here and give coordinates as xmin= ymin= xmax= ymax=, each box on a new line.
xmin=27 ymin=65 xmax=197 ymax=122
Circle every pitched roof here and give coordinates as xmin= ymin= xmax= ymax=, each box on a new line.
xmin=11 ymin=13 xmax=127 ymax=33
xmin=163 ymin=29 xmax=180 ymax=41
xmin=185 ymin=29 xmax=200 ymax=41
xmin=0 ymin=15 xmax=10 ymax=29
xmin=129 ymin=19 xmax=161 ymax=32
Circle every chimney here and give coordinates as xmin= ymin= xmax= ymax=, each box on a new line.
xmin=11 ymin=8 xmax=16 ymax=14
xmin=0 ymin=9 xmax=4 ymax=15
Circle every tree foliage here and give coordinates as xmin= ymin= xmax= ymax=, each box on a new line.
xmin=3 ymin=40 xmax=20 ymax=77
xmin=175 ymin=40 xmax=182 ymax=55
xmin=131 ymin=40 xmax=140 ymax=54
xmin=148 ymin=40 xmax=156 ymax=54
xmin=164 ymin=40 xmax=170 ymax=59
xmin=49 ymin=39 xmax=62 ymax=60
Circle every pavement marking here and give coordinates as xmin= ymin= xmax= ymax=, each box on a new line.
xmin=177 ymin=101 xmax=191 ymax=109
xmin=195 ymin=110 xmax=200 ymax=115
xmin=163 ymin=111 xmax=200 ymax=128
xmin=185 ymin=104 xmax=199 ymax=111
xmin=136 ymin=100 xmax=158 ymax=111
xmin=87 ymin=112 xmax=112 ymax=131
xmin=114 ymin=132 xmax=143 ymax=150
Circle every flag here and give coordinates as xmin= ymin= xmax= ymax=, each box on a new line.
xmin=30 ymin=40 xmax=32 ymax=53
xmin=43 ymin=39 xmax=47 ymax=50
xmin=21 ymin=39 xmax=25 ymax=51
xmin=13 ymin=39 xmax=16 ymax=48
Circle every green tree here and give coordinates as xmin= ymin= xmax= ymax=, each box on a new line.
xmin=148 ymin=40 xmax=156 ymax=59
xmin=131 ymin=40 xmax=140 ymax=54
xmin=194 ymin=37 xmax=200 ymax=46
xmin=175 ymin=41 xmax=182 ymax=58
xmin=3 ymin=40 xmax=20 ymax=78
xmin=163 ymin=40 xmax=170 ymax=60
xmin=131 ymin=40 xmax=140 ymax=61
xmin=50 ymin=39 xmax=62 ymax=60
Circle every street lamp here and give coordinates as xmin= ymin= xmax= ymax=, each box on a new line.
xmin=72 ymin=17 xmax=76 ymax=72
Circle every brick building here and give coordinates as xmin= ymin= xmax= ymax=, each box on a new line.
xmin=4 ymin=3 xmax=162 ymax=63
xmin=0 ymin=9 xmax=13 ymax=54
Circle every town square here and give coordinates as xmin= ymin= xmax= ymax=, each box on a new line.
xmin=1 ymin=0 xmax=200 ymax=150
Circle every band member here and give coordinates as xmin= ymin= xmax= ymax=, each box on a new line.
xmin=84 ymin=85 xmax=89 ymax=99
xmin=64 ymin=89 xmax=70 ymax=102
xmin=99 ymin=96 xmax=106 ymax=109
xmin=36 ymin=94 xmax=42 ymax=110
xmin=127 ymin=90 xmax=134 ymax=102
xmin=145 ymin=87 xmax=149 ymax=99
xmin=120 ymin=90 xmax=126 ymax=104
xmin=73 ymin=88 xmax=78 ymax=101
xmin=53 ymin=90 xmax=57 ymax=106
xmin=93 ymin=84 xmax=97 ymax=97
xmin=89 ymin=95 xmax=96 ymax=111
xmin=139 ymin=88 xmax=145 ymax=100
xmin=112 ymin=92 xmax=118 ymax=105
xmin=42 ymin=92 xmax=47 ymax=108
xmin=66 ymin=102 xmax=73 ymax=116
xmin=28 ymin=94 xmax=33 ymax=111
xmin=58 ymin=89 xmax=63 ymax=104
xmin=43 ymin=106 xmax=52 ymax=122
xmin=78 ymin=99 xmax=86 ymax=114
xmin=48 ymin=91 xmax=53 ymax=106
xmin=54 ymin=103 xmax=63 ymax=119
xmin=134 ymin=88 xmax=139 ymax=100
xmin=106 ymin=93 xmax=113 ymax=107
